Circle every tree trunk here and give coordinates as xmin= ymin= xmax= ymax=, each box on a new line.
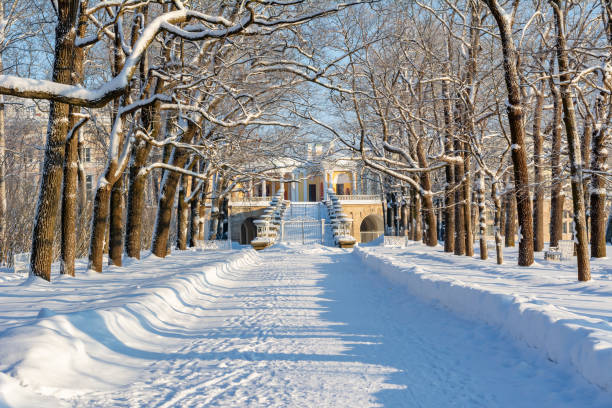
xmin=485 ymin=0 xmax=534 ymax=266
xmin=492 ymin=181 xmax=504 ymax=264
xmin=442 ymin=79 xmax=455 ymax=253
xmin=413 ymin=189 xmax=422 ymax=242
xmin=551 ymin=1 xmax=590 ymax=281
xmin=461 ymin=0 xmax=481 ymax=257
xmin=454 ymin=139 xmax=465 ymax=255
xmin=59 ymin=0 xmax=87 ymax=276
xmin=198 ymin=193 xmax=207 ymax=240
xmin=549 ymin=71 xmax=564 ymax=247
xmin=0 ymin=96 xmax=6 ymax=265
xmin=505 ymin=177 xmax=517 ymax=247
xmin=581 ymin=118 xmax=592 ymax=236
xmin=60 ymin=109 xmax=80 ymax=276
xmin=188 ymin=189 xmax=200 ymax=247
xmin=590 ymin=103 xmax=608 ymax=258
xmin=532 ymin=82 xmax=545 ymax=252
xmin=416 ymin=139 xmax=437 ymax=246
xmin=476 ymin=169 xmax=487 ymax=260
xmin=89 ymin=184 xmax=111 ymax=272
xmin=88 ymin=112 xmax=128 ymax=272
xmin=30 ymin=0 xmax=80 ymax=280
xmin=108 ymin=174 xmax=124 ymax=266
xmin=176 ymin=175 xmax=189 ymax=250
xmin=125 ymin=160 xmax=149 ymax=259
xmin=606 ymin=206 xmax=612 ymax=244
xmin=463 ymin=151 xmax=474 ymax=256
xmin=150 ymin=124 xmax=197 ymax=257
xmin=590 ymin=0 xmax=611 ymax=256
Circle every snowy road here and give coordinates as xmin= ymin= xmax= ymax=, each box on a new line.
xmin=2 ymin=245 xmax=612 ymax=407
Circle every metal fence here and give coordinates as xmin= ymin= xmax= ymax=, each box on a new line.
xmin=337 ymin=194 xmax=381 ymax=202
xmin=286 ymin=202 xmax=324 ymax=220
xmin=280 ymin=219 xmax=333 ymax=245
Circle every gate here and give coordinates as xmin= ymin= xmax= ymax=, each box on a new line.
xmin=286 ymin=202 xmax=324 ymax=219
xmin=280 ymin=219 xmax=333 ymax=245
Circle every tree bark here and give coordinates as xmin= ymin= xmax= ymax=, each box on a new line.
xmin=532 ymin=81 xmax=545 ymax=252
xmin=484 ymin=0 xmax=534 ymax=266
xmin=492 ymin=181 xmax=504 ymax=264
xmin=60 ymin=109 xmax=81 ymax=276
xmin=59 ymin=0 xmax=87 ymax=276
xmin=30 ymin=0 xmax=80 ymax=280
xmin=590 ymin=100 xmax=608 ymax=258
xmin=590 ymin=0 xmax=611 ymax=257
xmin=0 ymin=95 xmax=6 ymax=265
xmin=150 ymin=123 xmax=197 ymax=257
xmin=125 ymin=152 xmax=150 ymax=259
xmin=550 ymin=1 xmax=591 ymax=281
xmin=125 ymin=12 xmax=165 ymax=259
xmin=413 ymin=188 xmax=422 ymax=242
xmin=442 ymin=96 xmax=455 ymax=252
xmin=416 ymin=139 xmax=437 ymax=246
xmin=176 ymin=175 xmax=189 ymax=250
xmin=88 ymin=111 xmax=129 ymax=272
xmin=463 ymin=151 xmax=474 ymax=256
xmin=454 ymin=139 xmax=465 ymax=255
xmin=581 ymin=118 xmax=592 ymax=236
xmin=108 ymin=174 xmax=124 ymax=266
xmin=188 ymin=186 xmax=201 ymax=247
xmin=549 ymin=70 xmax=564 ymax=247
xmin=475 ymin=169 xmax=487 ymax=260
xmin=505 ymin=184 xmax=517 ymax=247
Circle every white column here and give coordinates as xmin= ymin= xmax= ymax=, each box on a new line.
xmin=323 ymin=171 xmax=328 ymax=200
xmin=352 ymin=172 xmax=357 ymax=195
xmin=302 ymin=171 xmax=308 ymax=201
xmin=262 ymin=179 xmax=267 ymax=197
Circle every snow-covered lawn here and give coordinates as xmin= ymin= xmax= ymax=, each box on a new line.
xmin=0 ymin=244 xmax=610 ymax=407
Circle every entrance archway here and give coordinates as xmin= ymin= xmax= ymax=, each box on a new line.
xmin=240 ymin=217 xmax=257 ymax=245
xmin=360 ymin=214 xmax=384 ymax=243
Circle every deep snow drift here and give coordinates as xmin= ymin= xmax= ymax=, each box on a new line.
xmin=0 ymin=245 xmax=610 ymax=407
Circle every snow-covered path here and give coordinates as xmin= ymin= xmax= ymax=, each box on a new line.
xmin=67 ymin=246 xmax=612 ymax=406
xmin=2 ymin=245 xmax=612 ymax=407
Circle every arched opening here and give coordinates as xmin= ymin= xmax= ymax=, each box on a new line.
xmin=240 ymin=217 xmax=257 ymax=245
xmin=360 ymin=214 xmax=384 ymax=243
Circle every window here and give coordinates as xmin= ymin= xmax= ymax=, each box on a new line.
xmin=84 ymin=148 xmax=91 ymax=163
xmin=563 ymin=222 xmax=567 ymax=234
xmin=86 ymin=175 xmax=93 ymax=194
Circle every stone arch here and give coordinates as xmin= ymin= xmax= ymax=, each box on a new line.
xmin=360 ymin=214 xmax=384 ymax=243
xmin=240 ymin=217 xmax=257 ymax=245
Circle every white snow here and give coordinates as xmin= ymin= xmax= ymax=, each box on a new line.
xmin=356 ymin=242 xmax=612 ymax=392
xmin=0 ymin=245 xmax=611 ymax=406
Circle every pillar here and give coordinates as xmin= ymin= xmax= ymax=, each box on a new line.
xmin=262 ymin=179 xmax=267 ymax=197
xmin=352 ymin=172 xmax=357 ymax=196
xmin=302 ymin=171 xmax=307 ymax=201
xmin=323 ymin=171 xmax=328 ymax=200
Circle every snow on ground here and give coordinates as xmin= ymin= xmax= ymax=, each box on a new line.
xmin=357 ymin=241 xmax=612 ymax=392
xmin=0 ymin=244 xmax=611 ymax=407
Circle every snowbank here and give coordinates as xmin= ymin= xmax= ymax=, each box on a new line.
xmin=0 ymin=249 xmax=259 ymax=406
xmin=354 ymin=246 xmax=612 ymax=392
